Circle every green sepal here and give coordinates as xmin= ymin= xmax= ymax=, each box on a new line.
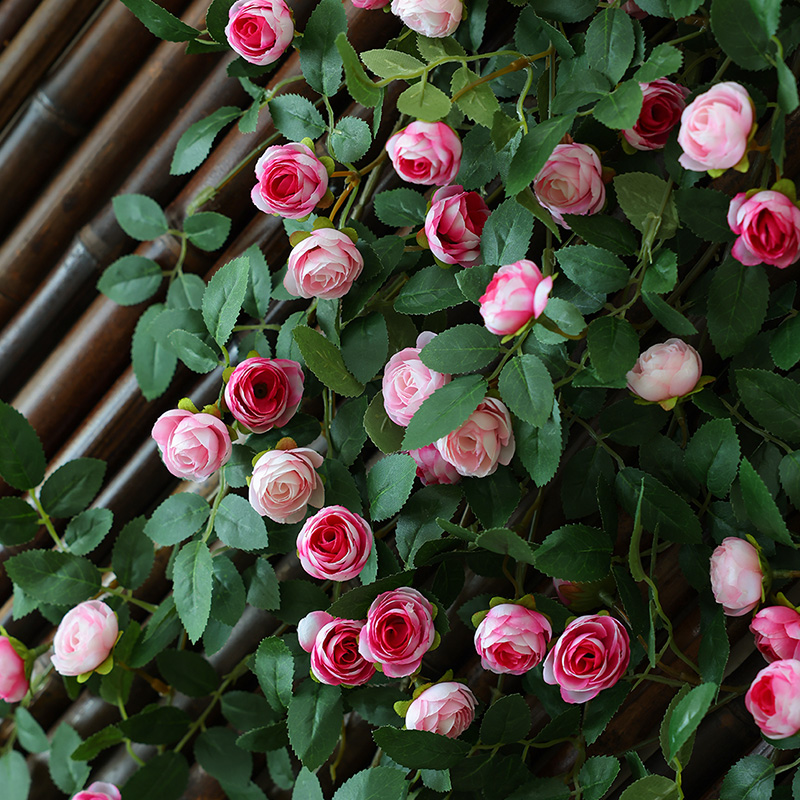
xmin=312 ymin=217 xmax=336 ymax=231
xmin=319 ymin=156 xmax=336 ymax=176
xmin=177 ymin=397 xmax=199 ymax=413
xmin=289 ymin=231 xmax=312 ymax=247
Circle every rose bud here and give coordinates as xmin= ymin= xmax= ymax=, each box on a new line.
xmin=622 ymin=79 xmax=689 ymax=151
xmin=390 ymin=0 xmax=463 ymax=38
xmin=710 ymin=537 xmax=764 ymax=617
xmin=353 ymin=0 xmax=390 ymax=7
xmin=751 ymin=606 xmax=800 ymax=663
xmin=622 ymin=0 xmax=647 ymax=18
xmin=151 ymin=409 xmax=232 ymax=482
xmin=543 ymin=614 xmax=631 ymax=704
xmin=405 ymin=682 xmax=477 ymax=738
xmin=51 ymin=600 xmax=118 ymax=678
xmin=386 ymin=121 xmax=462 ymax=186
xmin=0 ymin=637 xmax=28 ymax=703
xmin=474 ymin=603 xmax=552 ymax=675
xmin=727 ymin=190 xmax=800 ymax=269
xmin=297 ymin=612 xmax=376 ymax=686
xmin=248 ymin=447 xmax=324 ymax=524
xmin=424 ymin=185 xmax=490 ymax=268
xmin=745 ymin=659 xmax=800 ymax=738
xmin=479 ymin=259 xmax=554 ymax=336
xmin=71 ymin=782 xmax=122 ymax=800
xmin=625 ymin=339 xmax=702 ymax=405
xmin=553 ymin=575 xmax=617 ymax=614
xmin=407 ymin=444 xmax=461 ymax=486
xmin=224 ymin=0 xmax=294 ymax=66
xmin=284 ymin=228 xmax=364 ymax=299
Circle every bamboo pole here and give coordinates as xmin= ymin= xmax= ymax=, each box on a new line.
xmin=0 ymin=0 xmax=42 ymax=53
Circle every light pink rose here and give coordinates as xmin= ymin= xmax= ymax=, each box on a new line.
xmin=151 ymin=410 xmax=232 ymax=482
xmin=407 ymin=444 xmax=461 ymax=486
xmin=479 ymin=259 xmax=553 ymax=336
xmin=424 ymin=185 xmax=490 ymax=268
xmin=296 ymin=505 xmax=373 ymax=581
xmin=390 ymin=0 xmax=462 ymax=37
xmin=710 ymin=537 xmax=764 ymax=617
xmin=224 ymin=357 xmax=304 ymax=433
xmin=51 ymin=600 xmax=118 ymax=677
xmin=745 ymin=659 xmax=800 ymax=738
xmin=678 ymin=82 xmax=754 ymax=172
xmin=0 ymin=637 xmax=28 ymax=703
xmin=251 ymin=142 xmax=329 ymax=219
xmin=533 ymin=143 xmax=605 ymax=228
xmin=727 ymin=190 xmax=800 ymax=269
xmin=405 ymin=682 xmax=477 ymax=738
xmin=622 ymin=79 xmax=689 ymax=151
xmin=298 ymin=612 xmax=376 ymax=686
xmin=435 ymin=396 xmax=515 ymax=479
xmin=751 ymin=606 xmax=800 ymax=663
xmin=284 ymin=228 xmax=364 ymax=299
xmin=474 ymin=603 xmax=552 ymax=675
xmin=358 ymin=587 xmax=436 ymax=678
xmin=71 ymin=782 xmax=122 ymax=800
xmin=543 ymin=614 xmax=630 ymax=704
xmin=248 ymin=447 xmax=324 ymax=524
xmin=626 ymin=339 xmax=702 ymax=404
xmin=386 ymin=121 xmax=462 ymax=186
xmin=224 ymin=0 xmax=294 ymax=66
xmin=353 ymin=0 xmax=390 ymax=7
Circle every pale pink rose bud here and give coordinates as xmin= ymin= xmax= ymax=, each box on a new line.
xmin=297 ymin=610 xmax=335 ymax=652
xmin=358 ymin=587 xmax=436 ymax=678
xmin=0 ymin=637 xmax=28 ymax=703
xmin=424 ymin=185 xmax=490 ymax=268
xmin=727 ymin=190 xmax=800 ymax=269
xmin=533 ymin=143 xmax=605 ymax=228
xmin=284 ymin=228 xmax=364 ymax=299
xmin=542 ymin=614 xmax=630 ymax=704
xmin=745 ymin=659 xmax=800 ymax=738
xmin=390 ymin=0 xmax=462 ymax=37
xmin=251 ymin=143 xmax=329 ymax=219
xmin=386 ymin=121 xmax=462 ymax=186
xmin=353 ymin=0 xmax=390 ymax=7
xmin=625 ymin=339 xmax=702 ymax=404
xmin=479 ymin=259 xmax=554 ymax=336
xmin=248 ymin=447 xmax=324 ymax=524
xmin=51 ymin=600 xmax=118 ymax=677
xmin=710 ymin=537 xmax=764 ymax=617
xmin=435 ymin=397 xmax=515 ymax=479
xmin=407 ymin=444 xmax=461 ymax=486
xmin=751 ymin=606 xmax=800 ymax=663
xmin=303 ymin=616 xmax=376 ymax=686
xmin=474 ymin=604 xmax=552 ymax=675
xmin=622 ymin=79 xmax=689 ymax=151
xmin=405 ymin=681 xmax=477 ymax=738
xmin=71 ymin=782 xmax=122 ymax=800
xmin=224 ymin=0 xmax=294 ymax=66
xmin=296 ymin=505 xmax=373 ymax=581
xmin=677 ymin=82 xmax=754 ymax=172
xmin=151 ymin=409 xmax=232 ymax=482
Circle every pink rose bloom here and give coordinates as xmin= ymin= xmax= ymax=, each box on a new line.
xmin=626 ymin=339 xmax=702 ymax=404
xmin=424 ymin=185 xmax=490 ymax=268
xmin=284 ymin=228 xmax=364 ymax=299
xmin=405 ymin=682 xmax=477 ymax=738
xmin=533 ymin=143 xmax=605 ymax=228
xmin=248 ymin=447 xmax=324 ymax=524
xmin=151 ymin=409 xmax=232 ymax=482
xmin=71 ymin=782 xmax=122 ymax=800
xmin=298 ymin=612 xmax=376 ymax=686
xmin=474 ymin=604 xmax=552 ymax=675
xmin=390 ymin=0 xmax=462 ymax=37
xmin=51 ymin=600 xmax=118 ymax=677
xmin=727 ymin=190 xmax=800 ymax=269
xmin=751 ymin=606 xmax=800 ymax=663
xmin=224 ymin=357 xmax=304 ymax=433
xmin=386 ymin=121 xmax=462 ymax=186
xmin=710 ymin=537 xmax=764 ymax=617
xmin=622 ymin=79 xmax=689 ymax=151
xmin=224 ymin=0 xmax=294 ymax=66
xmin=353 ymin=0 xmax=390 ymax=7
xmin=383 ymin=332 xmax=451 ymax=427
xmin=543 ymin=614 xmax=630 ymax=704
xmin=745 ymin=659 xmax=800 ymax=738
xmin=0 ymin=637 xmax=28 ymax=703
xmin=296 ymin=505 xmax=373 ymax=581
xmin=678 ymin=82 xmax=754 ymax=172
xmin=435 ymin=396 xmax=515 ymax=479
xmin=251 ymin=142 xmax=329 ymax=219
xmin=407 ymin=444 xmax=461 ymax=486
xmin=359 ymin=587 xmax=436 ymax=678
xmin=479 ymin=259 xmax=553 ymax=336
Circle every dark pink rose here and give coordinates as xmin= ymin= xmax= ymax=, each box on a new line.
xmin=52 ymin=601 xmax=118 ymax=677
xmin=622 ymin=79 xmax=689 ymax=151
xmin=727 ymin=190 xmax=800 ymax=269
xmin=751 ymin=606 xmax=800 ymax=663
xmin=626 ymin=339 xmax=702 ymax=404
xmin=405 ymin=682 xmax=477 ymax=737
xmin=745 ymin=659 xmax=800 ymax=738
xmin=0 ymin=637 xmax=28 ymax=703
xmin=297 ymin=612 xmax=376 ymax=686
xmin=71 ymin=783 xmax=122 ymax=800
xmin=296 ymin=505 xmax=373 ymax=581
xmin=424 ymin=185 xmax=490 ymax=267
xmin=479 ymin=259 xmax=553 ymax=336
xmin=474 ymin=603 xmax=552 ymax=675
xmin=710 ymin=537 xmax=763 ymax=617
xmin=225 ymin=0 xmax=294 ymax=66
xmin=151 ymin=410 xmax=232 ymax=482
xmin=407 ymin=444 xmax=461 ymax=486
xmin=386 ymin=121 xmax=462 ymax=186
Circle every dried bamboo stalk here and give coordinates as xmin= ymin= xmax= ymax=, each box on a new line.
xmin=0 ymin=0 xmax=42 ymax=52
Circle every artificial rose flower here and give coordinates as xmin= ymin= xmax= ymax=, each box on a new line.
xmin=479 ymin=259 xmax=554 ymax=336
xmin=386 ymin=121 xmax=462 ymax=186
xmin=298 ymin=612 xmax=376 ymax=686
xmin=0 ymin=637 xmax=28 ymax=703
xmin=435 ymin=397 xmax=515 ymax=479
xmin=296 ymin=505 xmax=373 ymax=581
xmin=677 ymin=82 xmax=754 ymax=172
xmin=284 ymin=228 xmax=364 ymax=299
xmin=248 ymin=447 xmax=324 ymax=524
xmin=727 ymin=190 xmax=800 ymax=269
xmin=407 ymin=444 xmax=461 ymax=486
xmin=424 ymin=185 xmax=490 ymax=268
xmin=474 ymin=603 xmax=552 ymax=675
xmin=297 ymin=610 xmax=334 ymax=651
xmin=359 ymin=587 xmax=436 ymax=678
xmin=224 ymin=357 xmax=304 ymax=433
xmin=625 ymin=339 xmax=702 ymax=404
xmin=51 ymin=600 xmax=118 ymax=677
xmin=543 ymin=614 xmax=631 ymax=704
xmin=622 ymin=79 xmax=689 ymax=151
xmin=533 ymin=143 xmax=605 ymax=228
xmin=390 ymin=0 xmax=462 ymax=38
xmin=224 ymin=0 xmax=294 ymax=66
xmin=71 ymin=782 xmax=122 ymax=800
xmin=710 ymin=537 xmax=764 ymax=617
xmin=622 ymin=0 xmax=647 ymax=18
xmin=553 ymin=576 xmax=617 ymax=614
xmin=405 ymin=682 xmax=477 ymax=738
xmin=745 ymin=659 xmax=800 ymax=738
xmin=251 ymin=142 xmax=329 ymax=219
xmin=382 ymin=332 xmax=451 ymax=427
xmin=353 ymin=0 xmax=390 ymax=7
xmin=751 ymin=606 xmax=800 ymax=663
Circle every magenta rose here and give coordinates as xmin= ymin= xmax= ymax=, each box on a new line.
xmin=407 ymin=444 xmax=461 ymax=486
xmin=424 ymin=185 xmax=490 ymax=268
xmin=622 ymin=78 xmax=689 ymax=151
xmin=284 ymin=228 xmax=364 ymax=299
xmin=386 ymin=121 xmax=462 ymax=186
xmin=474 ymin=604 xmax=552 ymax=675
xmin=543 ymin=614 xmax=631 ymax=704
xmin=71 ymin=783 xmax=122 ymax=800
xmin=251 ymin=142 xmax=329 ymax=219
xmin=0 ymin=637 xmax=28 ymax=703
xmin=745 ymin=659 xmax=800 ymax=738
xmin=751 ymin=606 xmax=800 ymax=663
xmin=224 ymin=0 xmax=293 ymax=66
xmin=358 ymin=587 xmax=436 ymax=678
xmin=710 ymin=537 xmax=764 ymax=617
xmin=298 ymin=612 xmax=376 ymax=686
xmin=390 ymin=0 xmax=462 ymax=37
xmin=52 ymin=600 xmax=118 ymax=677
xmin=224 ymin=357 xmax=304 ymax=433
xmin=248 ymin=447 xmax=324 ymax=524
xmin=296 ymin=505 xmax=373 ymax=581
xmin=626 ymin=338 xmax=702 ymax=404
xmin=727 ymin=190 xmax=800 ymax=269
xmin=405 ymin=682 xmax=477 ymax=738
xmin=479 ymin=259 xmax=554 ymax=336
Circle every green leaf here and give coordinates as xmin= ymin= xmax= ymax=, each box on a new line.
xmin=562 ymin=214 xmax=637 ymax=256
xmin=40 ymin=458 xmax=105 ymax=518
xmin=586 ymin=9 xmax=635 ymax=84
xmin=641 ymin=293 xmax=698 ymax=336
xmin=0 ymin=751 xmax=30 ymax=800
xmin=481 ymin=198 xmax=533 ymax=266
xmin=214 ymin=494 xmax=268 ymax=551
xmin=15 ymin=707 xmax=49 ymax=754
xmin=668 ymin=0 xmax=702 ymax=16
xmin=297 ymin=0 xmax=346 ymax=95
xmin=332 ymin=766 xmax=409 ymax=800
xmin=254 ymin=636 xmax=294 ymax=712
xmin=117 ymin=0 xmax=199 ymax=40
xmin=583 ymin=682 xmax=631 ymax=745
xmin=335 ymin=34 xmax=382 ymax=108
xmin=63 ymin=508 xmax=113 ymax=555
xmin=771 ymin=314 xmax=800 ymax=370
xmin=210 ymin=556 xmax=246 ymax=626
xmin=173 ymin=540 xmax=213 ymax=643
xmin=330 ymin=396 xmax=368 ymax=467
xmin=205 ymin=0 xmax=235 ymax=43
xmin=666 ymin=682 xmax=716 ymax=762
xmin=579 ymin=756 xmax=621 ymax=800
xmin=737 ymin=368 xmax=800 ymax=444
xmin=373 ymin=187 xmax=428 ymax=228
xmin=499 ymin=354 xmax=554 ymax=428
xmin=292 ymin=327 xmax=364 ymax=396
xmin=0 ymin=400 xmax=46 ymax=491
xmin=634 ymin=43 xmax=683 ymax=82
xmin=184 ymin=212 xmax=231 ymax=251
xmin=327 ymin=573 xmax=413 ymax=619
xmin=395 ymin=484 xmax=461 ymax=566
xmin=132 ymin=304 xmax=177 ymax=399
xmin=6 ymin=550 xmax=101 ymax=605
xmin=49 ymin=723 xmax=90 ymax=795
xmin=659 ymin=686 xmax=695 ymax=768
xmin=420 ymin=324 xmax=499 ymax=374
xmin=112 ymin=194 xmax=168 ymax=240
xmin=294 ymin=769 xmax=324 ymax=800
xmin=0 ymin=497 xmax=40 ymax=546
xmin=685 ymin=419 xmax=740 ymax=497
xmin=535 ymin=525 xmax=612 ymax=581
xmin=127 ymin=598 xmax=181 ymax=668
xmin=475 ymin=527 xmax=536 ymax=565
xmin=527 ymin=0 xmax=597 ymax=22
xmin=287 ymin=680 xmax=343 ymax=771
xmin=241 ymin=244 xmax=271 ymax=319
xmin=269 ymin=94 xmax=326 ymax=141
xmin=245 ymin=558 xmax=280 ymax=610
xmin=340 ymin=313 xmax=388 ymax=384
xmin=587 ymin=316 xmax=639 ymax=383
xmin=170 ymin=106 xmax=240 ymax=175
xmin=506 ymin=115 xmax=574 ymax=197
xmin=157 ymin=649 xmax=219 ymax=697
xmin=97 ymin=255 xmax=162 ymax=305
xmin=514 ymin=404 xmax=562 ymax=487
xmin=395 ymin=265 xmax=465 ymax=314
xmin=121 ymin=752 xmax=189 ymax=800
xmin=397 ymin=82 xmax=451 ymax=122
xmin=71 ymin=726 xmax=125 ymax=761
xmin=451 ymin=65 xmax=502 ymax=128
xmin=515 ymin=7 xmax=574 ymax=57
xmin=641 ymin=249 xmax=678 ymax=294
xmin=780 ymin=451 xmax=800 ymax=508
xmin=737 ymin=457 xmax=793 ymax=545
xmin=619 ymin=775 xmax=680 ymax=799
xmin=777 ymin=54 xmax=800 ymax=114
xmin=373 ymin=727 xmax=470 ymax=769
xmin=710 ymin=0 xmax=777 ymax=70
xmin=463 ymin=466 xmax=520 ymax=529
xmin=329 ymin=116 xmax=372 ymax=164
xmin=720 ymin=755 xmax=775 ymax=800
xmin=196 ymin=727 xmax=252 ymax=788
xmin=360 ymin=49 xmax=425 ymax=79
xmin=674 ymin=187 xmax=736 ymax=243
xmin=557 ymin=245 xmax=630 ymax=294
xmin=203 ymin=254 xmax=250 ymax=347
xmin=144 ymin=493 xmax=210 ymax=546
xmin=614 ymin=172 xmax=678 ymax=239
xmin=119 ymin=705 xmax=191 ymax=744
xmin=699 ymin=595 xmax=729 ymax=687
xmin=480 ymin=694 xmax=531 ymax=745
xmin=367 ymin=453 xmax=417 ymax=522
xmin=364 ymin=392 xmax=405 ymax=454
xmin=593 ymin=81 xmax=643 ymax=129
xmin=167 ymin=329 xmax=219 ymax=373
